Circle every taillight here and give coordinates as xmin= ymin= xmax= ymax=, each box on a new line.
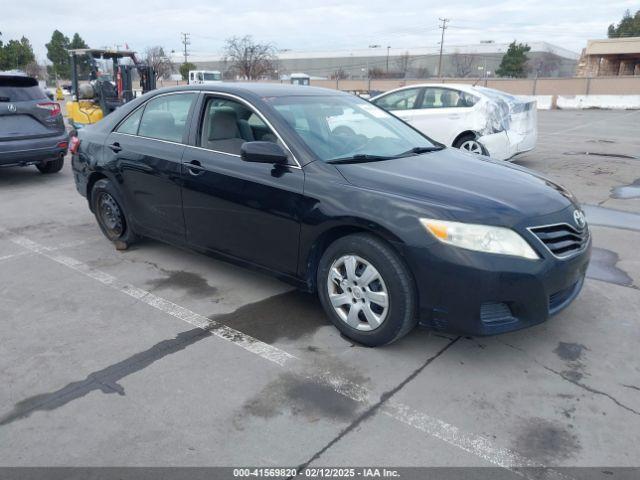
xmin=36 ymin=102 xmax=61 ymax=117
xmin=69 ymin=136 xmax=81 ymax=154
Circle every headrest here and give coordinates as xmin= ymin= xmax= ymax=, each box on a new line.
xmin=209 ymin=109 xmax=239 ymax=141
xmin=141 ymin=110 xmax=175 ymax=131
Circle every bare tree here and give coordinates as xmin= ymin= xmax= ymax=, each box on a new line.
xmin=395 ymin=51 xmax=413 ymax=78
xmin=528 ymin=51 xmax=561 ymax=77
xmin=223 ymin=36 xmax=277 ymax=80
xmin=451 ymin=52 xmax=475 ymax=77
xmin=331 ymin=67 xmax=349 ymax=80
xmin=395 ymin=52 xmax=412 ymax=77
xmin=145 ymin=46 xmax=174 ymax=80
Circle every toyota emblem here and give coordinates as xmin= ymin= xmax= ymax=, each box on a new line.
xmin=573 ymin=209 xmax=586 ymax=229
xmin=7 ymin=104 xmax=17 ymax=113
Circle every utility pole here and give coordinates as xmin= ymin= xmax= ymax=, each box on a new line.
xmin=437 ymin=18 xmax=449 ymax=78
xmin=180 ymin=32 xmax=191 ymax=64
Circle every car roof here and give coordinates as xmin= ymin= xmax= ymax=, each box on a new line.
xmin=370 ymin=83 xmax=485 ymax=100
xmin=156 ymin=82 xmax=344 ymax=98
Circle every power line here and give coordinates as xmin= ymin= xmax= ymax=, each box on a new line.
xmin=437 ymin=18 xmax=450 ymax=78
xmin=180 ymin=32 xmax=191 ymax=64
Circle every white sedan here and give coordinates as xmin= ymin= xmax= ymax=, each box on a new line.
xmin=370 ymin=84 xmax=537 ymax=161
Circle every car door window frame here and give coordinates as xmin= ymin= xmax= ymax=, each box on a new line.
xmin=112 ymin=91 xmax=199 ymax=145
xmin=186 ymin=91 xmax=301 ymax=169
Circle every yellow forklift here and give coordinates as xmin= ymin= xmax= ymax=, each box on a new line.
xmin=66 ymin=49 xmax=156 ymax=129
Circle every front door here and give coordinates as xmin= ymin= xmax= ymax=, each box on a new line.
xmin=181 ymin=94 xmax=304 ymax=276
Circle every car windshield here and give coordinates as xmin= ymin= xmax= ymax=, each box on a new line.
xmin=267 ymin=94 xmax=436 ymax=162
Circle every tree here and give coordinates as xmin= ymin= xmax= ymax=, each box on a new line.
xmin=179 ymin=62 xmax=196 ymax=80
xmin=145 ymin=46 xmax=174 ymax=80
xmin=608 ymin=9 xmax=640 ymax=38
xmin=451 ymin=52 xmax=474 ymax=77
xmin=395 ymin=51 xmax=413 ymax=78
xmin=0 ymin=36 xmax=35 ymax=71
xmin=46 ymin=30 xmax=71 ymax=78
xmin=223 ymin=36 xmax=277 ymax=80
xmin=528 ymin=51 xmax=561 ymax=77
xmin=331 ymin=67 xmax=349 ymax=80
xmin=69 ymin=33 xmax=91 ymax=78
xmin=496 ymin=41 xmax=531 ymax=78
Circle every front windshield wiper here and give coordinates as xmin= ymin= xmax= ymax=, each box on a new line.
xmin=326 ymin=154 xmax=395 ymax=164
xmin=396 ymin=146 xmax=445 ymax=156
xmin=326 ymin=146 xmax=445 ymax=165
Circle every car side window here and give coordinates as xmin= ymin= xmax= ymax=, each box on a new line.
xmin=116 ymin=107 xmax=144 ymax=135
xmin=199 ymin=96 xmax=278 ymax=155
xmin=137 ymin=93 xmax=196 ymax=143
xmin=373 ymin=88 xmax=419 ymax=111
xmin=418 ymin=88 xmax=479 ymax=109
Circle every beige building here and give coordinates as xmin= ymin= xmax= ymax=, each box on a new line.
xmin=576 ymin=37 xmax=640 ymax=76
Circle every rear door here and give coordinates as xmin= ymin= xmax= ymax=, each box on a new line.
xmin=410 ymin=87 xmax=478 ymax=145
xmin=0 ymin=75 xmax=64 ymax=142
xmin=105 ymin=92 xmax=197 ymax=244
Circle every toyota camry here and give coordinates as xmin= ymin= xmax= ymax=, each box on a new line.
xmin=71 ymin=84 xmax=590 ymax=346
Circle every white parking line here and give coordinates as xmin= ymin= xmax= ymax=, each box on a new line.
xmin=6 ymin=231 xmax=572 ymax=479
xmin=0 ymin=239 xmax=88 ymax=263
xmin=7 ymin=233 xmax=296 ymax=367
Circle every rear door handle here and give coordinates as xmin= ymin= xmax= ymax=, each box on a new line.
xmin=184 ymin=160 xmax=205 ymax=176
xmin=108 ymin=142 xmax=122 ymax=153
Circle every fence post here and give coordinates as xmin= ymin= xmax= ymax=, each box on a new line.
xmin=532 ymin=77 xmax=538 ymax=95
xmin=586 ymin=77 xmax=591 ymax=95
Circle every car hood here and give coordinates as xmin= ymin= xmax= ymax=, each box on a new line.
xmin=334 ymin=148 xmax=576 ymax=225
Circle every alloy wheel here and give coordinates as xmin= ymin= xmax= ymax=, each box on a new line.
xmin=326 ymin=255 xmax=389 ymax=331
xmin=460 ymin=139 xmax=483 ymax=154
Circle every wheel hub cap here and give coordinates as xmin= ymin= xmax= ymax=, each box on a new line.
xmin=327 ymin=255 xmax=389 ymax=331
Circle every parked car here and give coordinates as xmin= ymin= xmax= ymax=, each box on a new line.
xmin=371 ymin=84 xmax=537 ymax=160
xmin=71 ymin=84 xmax=589 ymax=346
xmin=0 ymin=73 xmax=68 ymax=173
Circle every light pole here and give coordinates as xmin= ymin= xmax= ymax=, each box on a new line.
xmin=367 ymin=44 xmax=381 ymax=91
xmin=386 ymin=46 xmax=391 ymax=73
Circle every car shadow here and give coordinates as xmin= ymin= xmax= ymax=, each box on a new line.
xmin=0 ymin=162 xmax=70 ymax=188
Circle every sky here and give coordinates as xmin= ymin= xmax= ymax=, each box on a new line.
xmin=1 ymin=0 xmax=637 ymax=62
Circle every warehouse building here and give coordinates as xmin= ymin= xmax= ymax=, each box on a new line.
xmin=576 ymin=37 xmax=640 ymax=76
xmin=178 ymin=41 xmax=579 ymax=80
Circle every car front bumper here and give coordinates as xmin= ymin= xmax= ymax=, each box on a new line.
xmin=400 ymin=235 xmax=591 ymax=336
xmin=0 ymin=132 xmax=69 ymax=167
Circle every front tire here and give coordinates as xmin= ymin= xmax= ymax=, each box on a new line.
xmin=317 ymin=233 xmax=417 ymax=346
xmin=90 ymin=179 xmax=137 ymax=247
xmin=36 ymin=156 xmax=64 ymax=174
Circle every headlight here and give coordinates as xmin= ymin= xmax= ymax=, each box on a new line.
xmin=420 ymin=218 xmax=539 ymax=260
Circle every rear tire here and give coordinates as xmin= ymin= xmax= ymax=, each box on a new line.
xmin=454 ymin=134 xmax=486 ymax=156
xmin=317 ymin=233 xmax=417 ymax=347
xmin=90 ymin=178 xmax=138 ymax=248
xmin=36 ymin=156 xmax=64 ymax=174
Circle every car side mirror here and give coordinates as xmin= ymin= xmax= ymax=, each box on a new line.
xmin=241 ymin=141 xmax=289 ymax=165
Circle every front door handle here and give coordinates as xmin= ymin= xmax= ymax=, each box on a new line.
xmin=184 ymin=160 xmax=205 ymax=176
xmin=108 ymin=142 xmax=122 ymax=153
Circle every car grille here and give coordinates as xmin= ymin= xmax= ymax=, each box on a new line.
xmin=529 ymin=223 xmax=589 ymax=258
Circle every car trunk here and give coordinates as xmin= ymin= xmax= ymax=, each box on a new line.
xmin=506 ymin=99 xmax=537 ymax=153
xmin=0 ymin=75 xmax=64 ymax=142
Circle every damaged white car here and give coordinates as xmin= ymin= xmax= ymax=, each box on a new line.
xmin=370 ymin=84 xmax=537 ymax=161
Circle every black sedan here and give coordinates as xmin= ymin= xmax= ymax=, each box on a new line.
xmin=71 ymin=84 xmax=590 ymax=346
